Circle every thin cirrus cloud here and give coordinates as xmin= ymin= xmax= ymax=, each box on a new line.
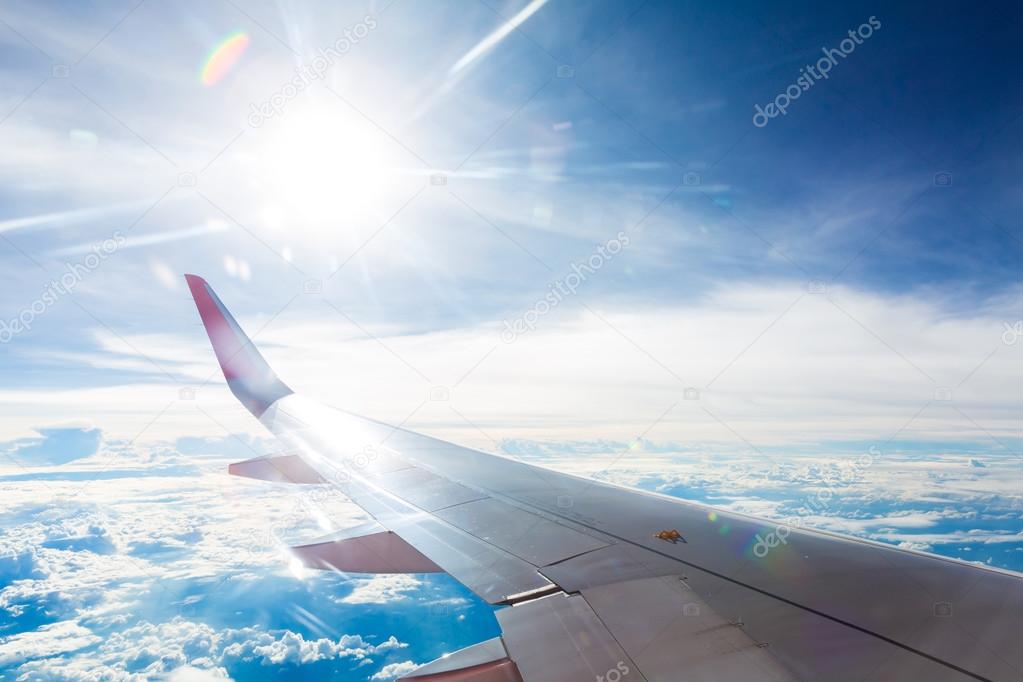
xmin=449 ymin=0 xmax=550 ymax=75
xmin=0 ymin=281 xmax=1018 ymax=452
xmin=0 ymin=201 xmax=150 ymax=235
xmin=44 ymin=220 xmax=231 ymax=258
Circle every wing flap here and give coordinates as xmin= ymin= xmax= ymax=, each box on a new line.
xmin=400 ymin=638 xmax=522 ymax=681
xmin=228 ymin=453 xmax=325 ymax=484
xmin=337 ymin=475 xmax=557 ymax=603
xmin=292 ymin=529 xmax=443 ymax=573
xmin=399 ymin=660 xmax=522 ymax=682
xmin=497 ymin=593 xmax=647 ymax=682
xmin=582 ymin=575 xmax=796 ymax=681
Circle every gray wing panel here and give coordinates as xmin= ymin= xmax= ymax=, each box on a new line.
xmin=498 ymin=593 xmax=647 ymax=682
xmin=582 ymin=575 xmax=796 ymax=682
xmin=434 ymin=498 xmax=608 ymax=567
xmin=590 ymin=550 xmax=985 ymax=681
xmin=369 ymin=465 xmax=487 ymax=512
xmin=543 ymin=543 xmax=981 ymax=681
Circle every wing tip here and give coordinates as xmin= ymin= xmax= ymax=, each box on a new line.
xmin=184 ymin=272 xmax=293 ymax=418
xmin=184 ymin=273 xmax=210 ymax=301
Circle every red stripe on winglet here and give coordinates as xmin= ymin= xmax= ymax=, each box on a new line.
xmin=185 ymin=274 xmax=292 ymax=416
xmin=186 ymin=274 xmax=248 ymax=382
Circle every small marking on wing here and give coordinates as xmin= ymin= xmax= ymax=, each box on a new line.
xmin=654 ymin=529 xmax=687 ymax=543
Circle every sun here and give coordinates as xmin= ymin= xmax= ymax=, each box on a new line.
xmin=254 ymin=108 xmax=403 ymax=240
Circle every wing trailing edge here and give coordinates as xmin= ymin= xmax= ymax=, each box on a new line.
xmin=399 ymin=638 xmax=523 ymax=681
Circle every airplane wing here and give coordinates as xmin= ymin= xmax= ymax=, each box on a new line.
xmin=186 ymin=274 xmax=1023 ymax=682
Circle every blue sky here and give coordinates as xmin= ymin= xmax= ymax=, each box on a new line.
xmin=3 ymin=0 xmax=1023 ymax=679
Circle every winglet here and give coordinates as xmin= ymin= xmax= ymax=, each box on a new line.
xmin=185 ymin=274 xmax=292 ymax=417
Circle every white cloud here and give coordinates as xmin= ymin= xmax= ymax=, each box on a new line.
xmin=0 ymin=437 xmax=369 ymax=631
xmin=370 ymin=660 xmax=420 ymax=681
xmin=9 ymin=616 xmax=409 ymax=680
xmin=221 ymin=628 xmax=404 ymax=666
xmin=166 ymin=665 xmax=232 ymax=681
xmin=337 ymin=575 xmax=422 ymax=605
xmin=5 ymin=281 xmax=1023 ymax=452
xmin=0 ymin=434 xmax=416 ymax=680
xmin=0 ymin=620 xmax=100 ymax=666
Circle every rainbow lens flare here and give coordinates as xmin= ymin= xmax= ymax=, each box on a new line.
xmin=200 ymin=31 xmax=250 ymax=86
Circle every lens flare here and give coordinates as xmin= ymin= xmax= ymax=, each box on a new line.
xmin=200 ymin=31 xmax=250 ymax=86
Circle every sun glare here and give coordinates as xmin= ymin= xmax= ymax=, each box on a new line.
xmin=257 ymin=111 xmax=397 ymax=236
